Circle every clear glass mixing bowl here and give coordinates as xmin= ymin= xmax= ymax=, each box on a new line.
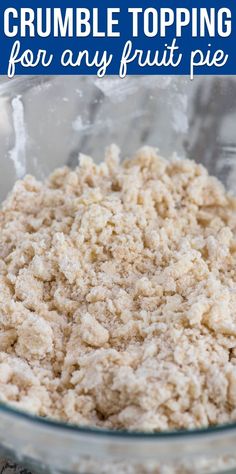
xmin=0 ymin=76 xmax=236 ymax=474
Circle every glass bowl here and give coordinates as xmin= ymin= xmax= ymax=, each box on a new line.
xmin=0 ymin=75 xmax=236 ymax=474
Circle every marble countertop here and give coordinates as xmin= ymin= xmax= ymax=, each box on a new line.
xmin=0 ymin=458 xmax=33 ymax=474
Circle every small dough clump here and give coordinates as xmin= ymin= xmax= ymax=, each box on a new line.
xmin=1 ymin=145 xmax=236 ymax=431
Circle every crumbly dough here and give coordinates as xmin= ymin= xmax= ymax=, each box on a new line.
xmin=1 ymin=145 xmax=236 ymax=431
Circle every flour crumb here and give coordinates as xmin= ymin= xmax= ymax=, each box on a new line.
xmin=1 ymin=145 xmax=236 ymax=431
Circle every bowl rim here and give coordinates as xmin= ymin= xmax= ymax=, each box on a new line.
xmin=1 ymin=400 xmax=236 ymax=439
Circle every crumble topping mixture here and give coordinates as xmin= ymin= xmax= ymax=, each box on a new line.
xmin=1 ymin=145 xmax=236 ymax=431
